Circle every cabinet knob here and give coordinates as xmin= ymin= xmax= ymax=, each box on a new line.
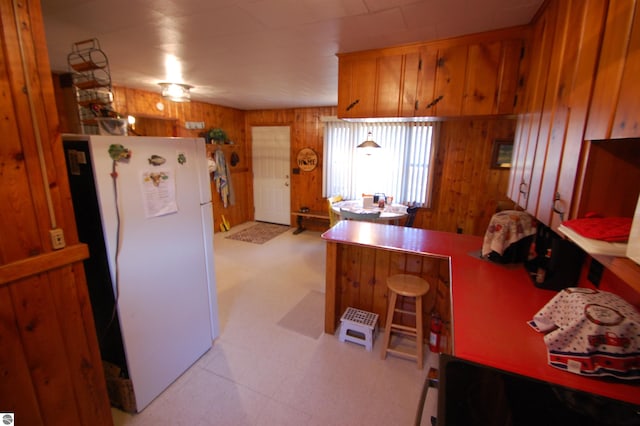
xmin=553 ymin=192 xmax=566 ymax=221
xmin=519 ymin=182 xmax=528 ymax=195
xmin=346 ymin=99 xmax=360 ymax=111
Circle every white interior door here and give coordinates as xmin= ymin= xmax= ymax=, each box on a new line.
xmin=252 ymin=126 xmax=291 ymax=224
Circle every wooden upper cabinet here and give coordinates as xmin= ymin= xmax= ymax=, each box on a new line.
xmin=376 ymin=52 xmax=421 ymax=117
xmin=611 ymin=1 xmax=640 ymax=138
xmin=509 ymin=0 xmax=607 ymax=229
xmin=337 ymin=56 xmax=377 ymax=118
xmin=337 ymin=50 xmax=420 ymax=118
xmin=429 ymin=44 xmax=468 ymax=117
xmin=338 ymin=28 xmax=526 ymax=119
xmin=585 ymin=0 xmax=640 ymax=140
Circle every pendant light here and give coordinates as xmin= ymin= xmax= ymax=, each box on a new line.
xmin=357 ymin=131 xmax=381 ymax=149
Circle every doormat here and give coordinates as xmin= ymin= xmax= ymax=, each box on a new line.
xmin=225 ymin=222 xmax=290 ymax=244
xmin=277 ymin=291 xmax=325 ymax=340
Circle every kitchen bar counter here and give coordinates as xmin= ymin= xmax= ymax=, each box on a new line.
xmin=321 ymin=220 xmax=640 ymax=406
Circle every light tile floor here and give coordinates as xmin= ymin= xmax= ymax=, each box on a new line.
xmin=112 ymin=222 xmax=437 ymax=425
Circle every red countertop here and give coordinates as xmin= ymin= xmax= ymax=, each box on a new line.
xmin=321 ymin=220 xmax=640 ymax=406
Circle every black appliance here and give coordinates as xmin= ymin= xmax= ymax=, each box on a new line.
xmin=436 ymin=354 xmax=640 ymax=426
xmin=525 ymin=224 xmax=585 ymax=291
xmin=63 ymin=139 xmax=128 ymax=374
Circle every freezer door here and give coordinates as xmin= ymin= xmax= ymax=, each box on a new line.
xmin=87 ymin=136 xmax=213 ymax=411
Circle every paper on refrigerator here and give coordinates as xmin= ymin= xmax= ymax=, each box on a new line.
xmin=140 ymin=168 xmax=178 ymax=218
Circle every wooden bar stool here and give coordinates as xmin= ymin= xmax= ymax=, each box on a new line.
xmin=380 ymin=274 xmax=430 ymax=369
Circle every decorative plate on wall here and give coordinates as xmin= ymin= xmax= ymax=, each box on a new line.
xmin=297 ymin=148 xmax=318 ymax=172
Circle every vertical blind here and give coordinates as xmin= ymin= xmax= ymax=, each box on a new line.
xmin=322 ymin=120 xmax=438 ymax=206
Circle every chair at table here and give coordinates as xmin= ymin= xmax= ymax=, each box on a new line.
xmin=327 ymin=195 xmax=343 ymax=227
xmin=404 ymin=206 xmax=419 ymax=227
xmin=339 ymin=208 xmax=381 ymax=222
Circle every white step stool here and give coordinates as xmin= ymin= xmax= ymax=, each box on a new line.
xmin=338 ymin=307 xmax=379 ymax=351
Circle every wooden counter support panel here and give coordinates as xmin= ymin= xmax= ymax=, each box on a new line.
xmin=324 ymin=241 xmax=446 ymax=339
xmin=291 ymin=211 xmax=330 ymax=234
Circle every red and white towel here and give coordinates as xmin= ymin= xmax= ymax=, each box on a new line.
xmin=530 ymin=288 xmax=640 ymax=380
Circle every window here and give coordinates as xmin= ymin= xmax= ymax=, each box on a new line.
xmin=322 ymin=120 xmax=438 ymax=206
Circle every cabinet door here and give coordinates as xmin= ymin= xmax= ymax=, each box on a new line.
xmin=611 ymin=2 xmax=640 ymax=138
xmin=497 ymin=39 xmax=526 ymax=114
xmin=545 ymin=0 xmax=607 ymax=229
xmin=415 ymin=46 xmax=438 ymax=116
xmin=509 ymin=2 xmax=559 ymax=212
xmin=337 ymin=52 xmax=420 ymax=118
xmin=431 ymin=45 xmax=468 ymax=117
xmin=585 ymin=0 xmax=637 ymax=140
xmin=337 ymin=57 xmax=377 ymax=118
xmin=375 ymin=52 xmax=421 ymax=117
xmin=463 ymin=42 xmax=502 ymax=115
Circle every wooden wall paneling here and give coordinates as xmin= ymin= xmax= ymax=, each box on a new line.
xmin=52 ymin=73 xmax=81 ymax=134
xmin=0 ymin=285 xmax=44 ymax=425
xmin=0 ymin=90 xmax=43 ymax=261
xmin=433 ymin=118 xmax=516 ymax=235
xmin=3 ymin=1 xmax=51 ymax=256
xmin=339 ymin=242 xmax=360 ymax=317
xmin=291 ymin=109 xmax=326 ymax=217
xmin=373 ymin=249 xmax=391 ymax=326
xmin=1 ymin=0 xmax=113 ymax=423
xmin=133 ymin=116 xmax=177 ymax=137
xmin=388 ymin=251 xmax=409 ymax=325
xmin=585 ymin=0 xmax=637 ymax=140
xmin=462 ymin=121 xmax=490 ymax=232
xmin=121 ymin=86 xmax=168 ymax=118
xmin=50 ymin=265 xmax=111 ymax=424
xmin=325 ymin=242 xmax=339 ymax=332
xmin=10 ymin=275 xmax=83 ymax=424
xmin=611 ymin=2 xmax=640 ymax=138
xmin=8 ymin=0 xmax=84 ymax=255
xmin=358 ymin=247 xmax=377 ymax=314
xmin=435 ymin=122 xmax=466 ymax=232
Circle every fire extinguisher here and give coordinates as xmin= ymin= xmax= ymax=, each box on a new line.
xmin=429 ymin=312 xmax=442 ymax=353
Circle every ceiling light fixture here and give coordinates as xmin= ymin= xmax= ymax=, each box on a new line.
xmin=357 ymin=131 xmax=381 ymax=149
xmin=158 ymin=82 xmax=193 ymax=102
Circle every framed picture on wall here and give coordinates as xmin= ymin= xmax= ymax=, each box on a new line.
xmin=491 ymin=139 xmax=514 ymax=169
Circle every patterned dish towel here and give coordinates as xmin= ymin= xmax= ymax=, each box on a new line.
xmin=529 ymin=288 xmax=640 ymax=380
xmin=482 ymin=210 xmax=536 ymax=257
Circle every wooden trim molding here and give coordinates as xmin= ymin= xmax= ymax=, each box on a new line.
xmin=0 ymin=244 xmax=89 ymax=286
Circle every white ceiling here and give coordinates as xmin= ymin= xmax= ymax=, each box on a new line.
xmin=40 ymin=0 xmax=543 ymax=111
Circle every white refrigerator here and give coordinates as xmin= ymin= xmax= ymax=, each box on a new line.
xmin=64 ymin=135 xmax=219 ymax=412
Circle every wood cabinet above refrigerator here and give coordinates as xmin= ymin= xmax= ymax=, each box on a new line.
xmin=336 ymin=27 xmax=527 ymax=119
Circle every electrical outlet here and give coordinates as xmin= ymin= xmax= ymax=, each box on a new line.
xmin=49 ymin=228 xmax=66 ymax=250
